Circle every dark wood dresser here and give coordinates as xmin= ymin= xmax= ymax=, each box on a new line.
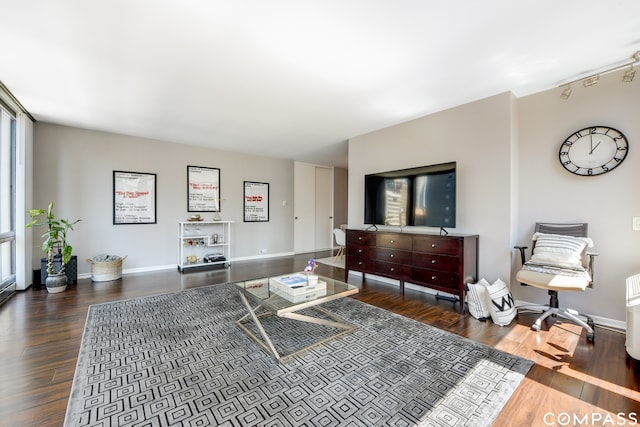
xmin=345 ymin=229 xmax=478 ymax=314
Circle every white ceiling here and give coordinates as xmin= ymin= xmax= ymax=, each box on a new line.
xmin=2 ymin=1 xmax=640 ymax=168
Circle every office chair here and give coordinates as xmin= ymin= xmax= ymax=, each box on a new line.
xmin=514 ymin=222 xmax=597 ymax=342
xmin=333 ymin=228 xmax=346 ymax=263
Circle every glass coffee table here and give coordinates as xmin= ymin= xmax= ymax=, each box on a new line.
xmin=234 ymin=273 xmax=359 ymax=361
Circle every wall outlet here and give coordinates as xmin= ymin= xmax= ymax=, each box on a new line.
xmin=633 ymin=217 xmax=640 ymax=231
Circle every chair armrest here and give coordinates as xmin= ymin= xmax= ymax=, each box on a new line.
xmin=586 ymin=251 xmax=598 ymax=288
xmin=514 ymin=245 xmax=528 ymax=265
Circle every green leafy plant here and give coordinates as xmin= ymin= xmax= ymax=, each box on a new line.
xmin=26 ymin=202 xmax=81 ymax=275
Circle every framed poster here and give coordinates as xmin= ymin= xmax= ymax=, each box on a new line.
xmin=113 ymin=171 xmax=157 ymax=224
xmin=187 ymin=165 xmax=220 ymax=212
xmin=244 ymin=181 xmax=269 ymax=222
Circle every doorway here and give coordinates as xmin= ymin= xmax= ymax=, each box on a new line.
xmin=294 ymin=162 xmax=333 ymax=254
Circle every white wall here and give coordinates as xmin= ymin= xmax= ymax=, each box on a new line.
xmin=31 ymin=123 xmax=295 ymax=276
xmin=516 ymin=72 xmax=640 ymax=323
xmin=348 ymin=76 xmax=639 ymax=324
xmin=348 ymin=92 xmax=516 ymax=284
xmin=30 ymin=72 xmax=639 ymax=323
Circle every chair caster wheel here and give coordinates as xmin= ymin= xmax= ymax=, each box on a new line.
xmin=587 ymin=319 xmax=595 ymax=328
xmin=587 ymin=333 xmax=595 ymax=342
xmin=531 ymin=324 xmax=540 ymax=332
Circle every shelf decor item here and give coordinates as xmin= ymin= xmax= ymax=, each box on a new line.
xmin=187 ymin=165 xmax=220 ymax=212
xmin=113 ymin=170 xmax=157 ymax=224
xmin=243 ymin=181 xmax=269 ymax=222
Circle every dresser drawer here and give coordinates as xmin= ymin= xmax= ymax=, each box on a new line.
xmin=376 ymin=233 xmax=412 ymax=250
xmin=376 ymin=261 xmax=411 ymax=280
xmin=347 ymin=244 xmax=374 ymax=258
xmin=347 ymin=230 xmax=375 ymax=246
xmin=412 ymin=252 xmax=459 ymax=272
xmin=413 ymin=236 xmax=460 ymax=255
xmin=412 ymin=268 xmax=459 ymax=290
xmin=346 ymin=257 xmax=375 ymax=272
xmin=345 ymin=229 xmax=477 ymax=315
xmin=376 ymin=248 xmax=412 ymax=264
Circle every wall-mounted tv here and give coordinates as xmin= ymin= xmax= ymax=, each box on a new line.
xmin=364 ymin=162 xmax=456 ymax=229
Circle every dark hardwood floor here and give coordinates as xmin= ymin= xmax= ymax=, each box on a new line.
xmin=1 ymin=252 xmax=638 ymax=426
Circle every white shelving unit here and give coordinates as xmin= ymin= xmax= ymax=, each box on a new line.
xmin=178 ymin=221 xmax=233 ymax=271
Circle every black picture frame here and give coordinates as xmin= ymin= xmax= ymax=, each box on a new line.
xmin=113 ymin=170 xmax=157 ymax=224
xmin=187 ymin=165 xmax=221 ymax=212
xmin=243 ymin=181 xmax=269 ymax=222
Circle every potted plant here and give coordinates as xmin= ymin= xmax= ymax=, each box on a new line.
xmin=26 ymin=202 xmax=81 ymax=293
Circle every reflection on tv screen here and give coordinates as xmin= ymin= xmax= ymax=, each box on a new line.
xmin=364 ymin=162 xmax=456 ymax=228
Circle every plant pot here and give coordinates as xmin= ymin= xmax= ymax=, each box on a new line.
xmin=45 ymin=273 xmax=67 ymax=293
xmin=41 ymin=255 xmax=78 ymax=285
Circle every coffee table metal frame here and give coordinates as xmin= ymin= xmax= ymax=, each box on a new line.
xmin=235 ymin=275 xmax=359 ymax=362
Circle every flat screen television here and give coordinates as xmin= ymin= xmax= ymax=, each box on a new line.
xmin=364 ymin=162 xmax=456 ymax=229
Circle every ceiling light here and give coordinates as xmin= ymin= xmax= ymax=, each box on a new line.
xmin=624 ymin=50 xmax=640 ymax=82
xmin=583 ymin=75 xmax=599 ymax=87
xmin=558 ymin=50 xmax=639 ymax=99
xmin=560 ymin=84 xmax=572 ymax=99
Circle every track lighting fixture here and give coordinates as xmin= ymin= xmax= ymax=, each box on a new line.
xmin=559 ymin=50 xmax=639 ymax=99
xmin=560 ymin=84 xmax=572 ymax=99
xmin=622 ymin=65 xmax=635 ymax=82
xmin=582 ymin=75 xmax=600 ymax=87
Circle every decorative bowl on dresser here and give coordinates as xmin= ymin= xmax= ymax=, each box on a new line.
xmin=345 ymin=229 xmax=478 ymax=314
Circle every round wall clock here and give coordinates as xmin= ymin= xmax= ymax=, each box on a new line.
xmin=559 ymin=126 xmax=629 ymax=176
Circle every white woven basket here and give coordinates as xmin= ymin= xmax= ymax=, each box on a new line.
xmin=86 ymin=255 xmax=127 ymax=282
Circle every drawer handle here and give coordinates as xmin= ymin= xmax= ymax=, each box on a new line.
xmin=358 ymin=236 xmax=363 ymax=240
xmin=390 ymin=254 xmax=395 ymax=258
xmin=431 ymin=260 xmax=436 ymax=264
xmin=358 ymin=261 xmax=363 ymax=265
xmin=358 ymin=249 xmax=363 ymax=253
xmin=390 ymin=239 xmax=395 ymax=243
xmin=390 ymin=268 xmax=395 ymax=272
xmin=431 ymin=243 xmax=436 ymax=248
xmin=431 ymin=275 xmax=437 ymax=280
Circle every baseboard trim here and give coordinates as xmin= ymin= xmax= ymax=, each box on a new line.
xmin=78 ymin=264 xmax=177 ymax=280
xmin=78 ymin=254 xmax=297 ymax=280
xmin=515 ymin=299 xmax=626 ymax=332
xmin=232 ymin=252 xmax=295 ymax=262
xmin=347 ymin=271 xmax=626 ymax=332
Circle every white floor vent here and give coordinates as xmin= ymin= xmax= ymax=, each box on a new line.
xmin=626 ymin=274 xmax=640 ymax=360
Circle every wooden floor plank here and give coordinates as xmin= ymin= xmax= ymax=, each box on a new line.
xmin=0 ymin=252 xmax=637 ymax=426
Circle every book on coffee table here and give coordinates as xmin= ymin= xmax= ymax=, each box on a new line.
xmin=269 ymin=274 xmax=327 ymax=298
xmin=273 ymin=274 xmax=308 ymax=287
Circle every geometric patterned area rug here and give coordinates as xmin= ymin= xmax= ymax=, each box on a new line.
xmin=64 ymin=283 xmax=533 ymax=426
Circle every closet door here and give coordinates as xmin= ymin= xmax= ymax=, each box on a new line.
xmin=314 ymin=166 xmax=333 ymax=251
xmin=294 ymin=162 xmax=315 ymax=253
xmin=294 ymin=162 xmax=333 ymax=253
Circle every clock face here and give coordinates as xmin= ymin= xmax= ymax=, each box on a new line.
xmin=559 ymin=126 xmax=629 ymax=176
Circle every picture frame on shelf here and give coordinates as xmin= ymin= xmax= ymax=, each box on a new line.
xmin=113 ymin=170 xmax=157 ymax=224
xmin=187 ymin=165 xmax=220 ymax=212
xmin=243 ymin=181 xmax=269 ymax=222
